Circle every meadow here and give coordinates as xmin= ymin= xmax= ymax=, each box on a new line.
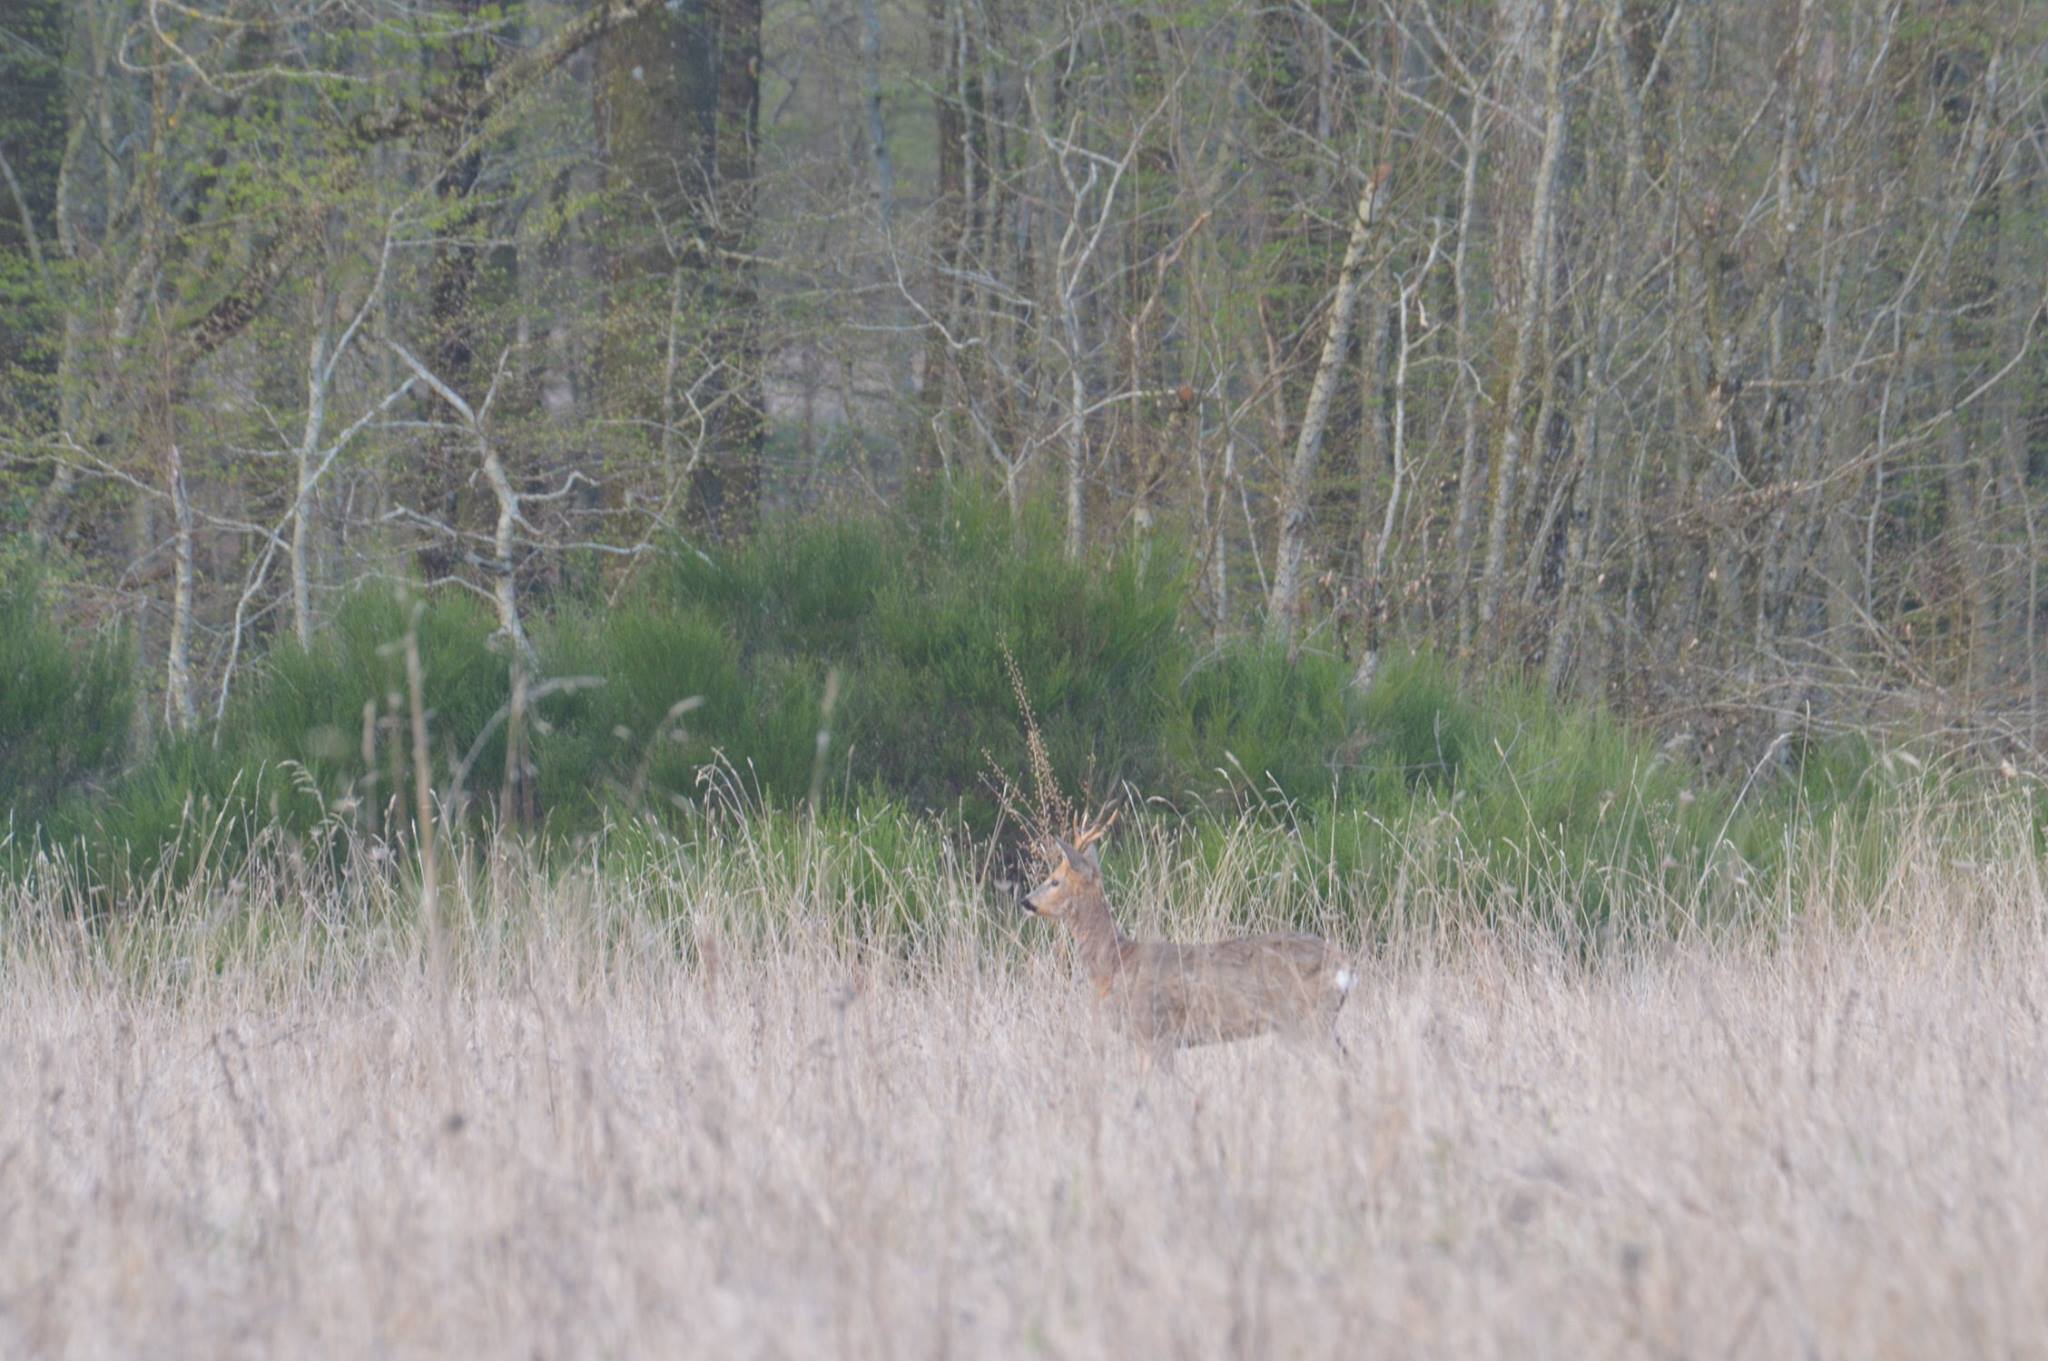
xmin=4 ymin=801 xmax=2044 ymax=1359
xmin=7 ymin=499 xmax=2046 ymax=1356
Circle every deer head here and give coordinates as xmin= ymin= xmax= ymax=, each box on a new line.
xmin=1022 ymin=808 xmax=1117 ymax=919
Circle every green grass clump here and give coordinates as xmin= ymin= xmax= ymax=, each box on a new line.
xmin=663 ymin=514 xmax=889 ymax=663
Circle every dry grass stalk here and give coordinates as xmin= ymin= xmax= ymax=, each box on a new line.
xmin=2 ymin=811 xmax=2044 ymax=1357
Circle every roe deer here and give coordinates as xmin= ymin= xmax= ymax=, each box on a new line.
xmin=1023 ymin=820 xmax=1355 ymax=1067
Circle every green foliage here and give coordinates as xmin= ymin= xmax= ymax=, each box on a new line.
xmin=530 ymin=601 xmax=823 ymax=818
xmin=663 ymin=513 xmax=889 ymax=662
xmin=655 ymin=486 xmax=1186 ymax=817
xmin=0 ymin=575 xmax=130 ymax=823
xmin=254 ymin=589 xmax=510 ymax=783
xmin=1350 ymin=650 xmax=1477 ymax=790
xmin=1168 ymin=643 xmax=1353 ymax=804
xmin=34 ymin=589 xmax=509 ymax=881
xmin=854 ymin=490 xmax=1185 ymax=814
xmin=14 ymin=488 xmax=2025 ymax=934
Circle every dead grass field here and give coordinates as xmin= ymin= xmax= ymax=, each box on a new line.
xmin=3 ymin=818 xmax=2046 ymax=1359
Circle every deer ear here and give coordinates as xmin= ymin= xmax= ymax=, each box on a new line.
xmin=1054 ymin=836 xmax=1085 ymax=870
xmin=1078 ymin=841 xmax=1101 ymax=873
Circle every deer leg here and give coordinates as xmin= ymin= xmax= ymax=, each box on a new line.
xmin=1131 ymin=1042 xmax=1183 ymax=1116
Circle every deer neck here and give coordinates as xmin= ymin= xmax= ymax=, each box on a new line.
xmin=1063 ymin=885 xmax=1130 ymax=992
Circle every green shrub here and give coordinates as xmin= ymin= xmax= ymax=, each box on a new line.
xmin=661 ymin=512 xmax=887 ymax=662
xmin=38 ymin=588 xmax=509 ymax=880
xmin=1168 ymin=644 xmax=1353 ymax=806
xmin=21 ymin=481 xmax=2019 ymax=929
xmin=855 ymin=492 xmax=1186 ymax=816
xmin=531 ymin=601 xmax=750 ymax=818
xmin=1350 ymin=649 xmax=1477 ymax=791
xmin=0 ymin=575 xmax=130 ymax=822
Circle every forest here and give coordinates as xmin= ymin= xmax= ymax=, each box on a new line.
xmin=2 ymin=0 xmax=2043 ymax=824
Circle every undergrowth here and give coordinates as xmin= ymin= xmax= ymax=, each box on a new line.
xmin=5 ymin=486 xmax=2033 ymax=931
xmin=1 ymin=573 xmax=130 ymax=820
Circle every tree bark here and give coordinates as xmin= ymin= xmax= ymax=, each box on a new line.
xmin=596 ymin=0 xmax=716 ymax=518
xmin=1447 ymin=89 xmax=1489 ymax=650
xmin=859 ymin=0 xmax=895 ymax=228
xmin=390 ymin=341 xmax=535 ymax=662
xmin=1477 ymin=0 xmax=1571 ymax=640
xmin=919 ymin=0 xmax=967 ymax=481
xmin=291 ymin=256 xmax=336 ymax=647
xmin=700 ymin=0 xmax=764 ymax=533
xmin=164 ymin=439 xmax=199 ymax=733
xmin=1265 ymin=164 xmax=1390 ymax=646
xmin=0 ymin=0 xmax=64 ymax=440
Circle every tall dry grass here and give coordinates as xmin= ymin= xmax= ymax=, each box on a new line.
xmin=2 ymin=806 xmax=2045 ymax=1358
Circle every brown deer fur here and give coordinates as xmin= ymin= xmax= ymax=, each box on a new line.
xmin=1024 ymin=836 xmax=1355 ymax=1066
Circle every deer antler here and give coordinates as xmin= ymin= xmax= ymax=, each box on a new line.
xmin=1072 ymin=804 xmax=1120 ymax=854
xmin=1032 ymin=800 xmax=1118 ymax=873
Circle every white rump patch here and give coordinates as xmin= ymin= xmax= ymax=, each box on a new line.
xmin=1333 ymin=967 xmax=1357 ymax=994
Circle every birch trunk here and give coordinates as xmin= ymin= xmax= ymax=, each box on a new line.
xmin=1062 ymin=290 xmax=1088 ymax=559
xmin=1448 ymin=91 xmax=1488 ymax=649
xmin=291 ymin=266 xmax=334 ymax=647
xmin=1265 ymin=162 xmax=1389 ymax=645
xmin=389 ymin=342 xmax=535 ymax=663
xmin=1352 ymin=265 xmax=1417 ymax=693
xmin=478 ymin=437 xmax=533 ymax=663
xmin=165 ymin=440 xmax=199 ymax=733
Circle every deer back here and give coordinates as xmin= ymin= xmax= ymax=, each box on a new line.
xmin=1113 ymin=932 xmax=1351 ymax=1049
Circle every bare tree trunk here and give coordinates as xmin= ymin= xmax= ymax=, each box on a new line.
xmin=291 ymin=260 xmax=335 ymax=647
xmin=164 ymin=440 xmax=199 ymax=733
xmin=1515 ymin=220 xmax=1567 ymax=613
xmin=1061 ymin=287 xmax=1088 ymax=559
xmin=1353 ymin=262 xmax=1415 ymax=693
xmin=1371 ymin=294 xmax=1410 ymax=593
xmin=1266 ymin=163 xmax=1390 ymax=646
xmin=1922 ymin=46 xmax=2003 ymax=704
xmin=701 ymin=0 xmax=764 ymax=532
xmin=1544 ymin=284 xmax=1613 ymax=697
xmin=1027 ymin=26 xmax=1157 ymax=561
xmin=421 ymin=0 xmax=491 ymax=541
xmin=478 ymin=437 xmax=532 ymax=662
xmin=858 ymin=0 xmax=895 ymax=229
xmin=1998 ymin=125 xmax=2044 ymax=748
xmin=1477 ymin=0 xmax=1571 ymax=640
xmin=596 ymin=0 xmax=712 ymax=520
xmin=1545 ymin=0 xmax=1654 ymax=698
xmin=1213 ymin=424 xmax=1234 ymax=632
xmin=919 ymin=0 xmax=967 ymax=481
xmin=1448 ymin=90 xmax=1489 ymax=650
xmin=391 ymin=341 xmax=535 ymax=662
